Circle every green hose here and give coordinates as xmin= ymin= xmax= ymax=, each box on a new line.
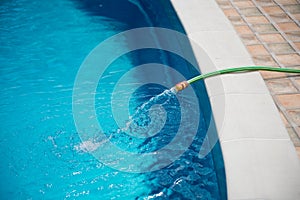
xmin=173 ymin=66 xmax=300 ymax=92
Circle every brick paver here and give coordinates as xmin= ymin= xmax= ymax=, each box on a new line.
xmin=285 ymin=31 xmax=300 ymax=42
xmin=240 ymin=34 xmax=260 ymax=45
xmin=295 ymin=42 xmax=300 ymax=50
xmin=245 ymin=15 xmax=269 ymax=24
xmin=252 ymin=55 xmax=277 ymax=65
xmin=276 ymin=54 xmax=300 ymax=66
xmin=233 ymin=1 xmax=256 ymax=8
xmin=256 ymin=0 xmax=277 ymax=6
xmin=235 ymin=25 xmax=253 ymax=34
xmin=240 ymin=7 xmax=262 ymax=16
xmin=276 ymin=94 xmax=300 ymax=108
xmin=260 ymin=69 xmax=287 ymax=79
xmin=260 ymin=33 xmax=285 ymax=43
xmin=276 ymin=0 xmax=298 ymax=5
xmin=262 ymin=5 xmax=285 ymax=14
xmin=269 ymin=13 xmax=292 ymax=23
xmin=266 ymin=78 xmax=298 ymax=93
xmin=216 ymin=0 xmax=300 ymax=159
xmin=287 ymin=109 xmax=300 ymax=125
xmin=247 ymin=44 xmax=269 ymax=55
xmin=277 ymin=22 xmax=300 ymax=32
xmin=293 ymin=13 xmax=300 ymax=21
xmin=267 ymin=43 xmax=295 ymax=54
xmin=252 ymin=24 xmax=277 ymax=33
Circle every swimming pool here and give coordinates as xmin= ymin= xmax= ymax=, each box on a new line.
xmin=0 ymin=0 xmax=226 ymax=199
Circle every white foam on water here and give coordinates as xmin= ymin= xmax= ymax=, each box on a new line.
xmin=118 ymin=89 xmax=177 ymax=137
xmin=75 ymin=135 xmax=113 ymax=153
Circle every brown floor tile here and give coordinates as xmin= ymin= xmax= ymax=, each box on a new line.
xmin=285 ymin=32 xmax=300 ymax=42
xmin=216 ymin=1 xmax=233 ymax=9
xmin=232 ymin=1 xmax=255 ymax=8
xmin=284 ymin=4 xmax=300 ymax=14
xmin=292 ymin=13 xmax=300 ymax=21
xmin=240 ymin=34 xmax=261 ymax=45
xmin=278 ymin=22 xmax=300 ymax=32
xmin=228 ymin=16 xmax=246 ymax=25
xmin=267 ymin=43 xmax=295 ymax=54
xmin=266 ymin=78 xmax=298 ymax=94
xmin=247 ymin=44 xmax=269 ymax=55
xmin=276 ymin=93 xmax=300 ymax=108
xmin=294 ymin=42 xmax=300 ymax=51
xmin=269 ymin=13 xmax=292 ymax=23
xmin=276 ymin=0 xmax=299 ymax=5
xmin=239 ymin=7 xmax=262 ymax=16
xmin=223 ymin=8 xmax=239 ymax=17
xmin=252 ymin=55 xmax=277 ymax=65
xmin=260 ymin=70 xmax=287 ymax=79
xmin=235 ymin=25 xmax=253 ymax=34
xmin=256 ymin=0 xmax=276 ymax=6
xmin=276 ymin=54 xmax=300 ymax=66
xmin=287 ymin=109 xmax=300 ymax=125
xmin=259 ymin=33 xmax=285 ymax=43
xmin=245 ymin=16 xmax=269 ymax=24
xmin=252 ymin=24 xmax=277 ymax=33
xmin=262 ymin=6 xmax=285 ymax=14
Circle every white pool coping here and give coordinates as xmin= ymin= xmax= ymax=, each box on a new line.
xmin=170 ymin=0 xmax=300 ymax=199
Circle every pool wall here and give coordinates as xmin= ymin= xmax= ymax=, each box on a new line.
xmin=170 ymin=0 xmax=300 ymax=199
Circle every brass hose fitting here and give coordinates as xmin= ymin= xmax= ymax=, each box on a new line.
xmin=174 ymin=81 xmax=189 ymax=92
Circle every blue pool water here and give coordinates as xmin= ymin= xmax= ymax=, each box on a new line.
xmin=0 ymin=0 xmax=226 ymax=199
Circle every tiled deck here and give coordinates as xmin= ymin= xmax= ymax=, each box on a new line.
xmin=216 ymin=0 xmax=300 ymax=158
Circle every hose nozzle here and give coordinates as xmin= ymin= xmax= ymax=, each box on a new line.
xmin=172 ymin=81 xmax=189 ymax=92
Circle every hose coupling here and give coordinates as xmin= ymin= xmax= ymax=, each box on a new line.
xmin=174 ymin=81 xmax=189 ymax=92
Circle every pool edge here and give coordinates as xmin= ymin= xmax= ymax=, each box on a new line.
xmin=170 ymin=0 xmax=300 ymax=199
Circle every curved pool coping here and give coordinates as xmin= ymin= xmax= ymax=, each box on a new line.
xmin=170 ymin=0 xmax=300 ymax=199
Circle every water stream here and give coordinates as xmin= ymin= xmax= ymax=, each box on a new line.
xmin=119 ymin=88 xmax=177 ymax=138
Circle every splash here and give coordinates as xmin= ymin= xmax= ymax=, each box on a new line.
xmin=118 ymin=89 xmax=177 ymax=138
xmin=75 ymin=135 xmax=113 ymax=153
